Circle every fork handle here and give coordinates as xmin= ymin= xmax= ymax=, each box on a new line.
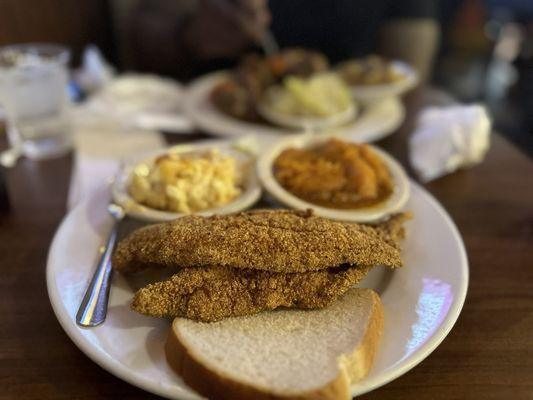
xmin=76 ymin=221 xmax=120 ymax=327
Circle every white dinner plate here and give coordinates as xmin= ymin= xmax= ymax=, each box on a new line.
xmin=47 ymin=181 xmax=468 ymax=399
xmin=184 ymin=72 xmax=405 ymax=142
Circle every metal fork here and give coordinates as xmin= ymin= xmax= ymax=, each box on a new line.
xmin=76 ymin=203 xmax=125 ymax=327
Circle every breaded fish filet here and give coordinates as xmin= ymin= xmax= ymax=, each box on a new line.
xmin=113 ymin=210 xmax=408 ymax=274
xmin=131 ymin=264 xmax=372 ymax=322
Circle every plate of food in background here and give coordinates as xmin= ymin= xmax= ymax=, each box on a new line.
xmin=184 ymin=49 xmax=405 ymax=141
xmin=337 ymin=55 xmax=419 ymax=103
xmin=257 ymin=72 xmax=357 ymax=131
xmin=112 ymin=141 xmax=261 ymax=221
xmin=258 ymin=134 xmax=410 ymax=223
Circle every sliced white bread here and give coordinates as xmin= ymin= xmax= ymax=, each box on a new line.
xmin=165 ymin=288 xmax=383 ymax=400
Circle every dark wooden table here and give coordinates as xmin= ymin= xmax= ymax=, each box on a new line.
xmin=1 ymin=92 xmax=533 ymax=400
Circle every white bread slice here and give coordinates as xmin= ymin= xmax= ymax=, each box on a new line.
xmin=165 ymin=288 xmax=383 ymax=400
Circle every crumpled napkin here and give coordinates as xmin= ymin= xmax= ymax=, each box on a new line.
xmin=409 ymin=105 xmax=491 ymax=182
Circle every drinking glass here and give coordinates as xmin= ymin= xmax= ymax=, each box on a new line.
xmin=0 ymin=43 xmax=72 ymax=159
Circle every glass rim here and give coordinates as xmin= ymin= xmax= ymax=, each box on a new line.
xmin=0 ymin=43 xmax=70 ymax=68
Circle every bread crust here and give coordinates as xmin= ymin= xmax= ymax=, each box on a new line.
xmin=341 ymin=290 xmax=384 ymax=382
xmin=165 ymin=325 xmax=350 ymax=400
xmin=165 ymin=290 xmax=384 ymax=400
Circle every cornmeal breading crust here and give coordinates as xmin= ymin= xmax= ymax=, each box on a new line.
xmin=114 ymin=210 xmax=410 ymax=322
xmin=113 ymin=210 xmax=407 ymax=273
xmin=132 ymin=264 xmax=372 ymax=322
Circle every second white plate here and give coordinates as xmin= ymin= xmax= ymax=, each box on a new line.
xmin=184 ymin=72 xmax=405 ymax=142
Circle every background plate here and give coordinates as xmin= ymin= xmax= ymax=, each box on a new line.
xmin=348 ymin=61 xmax=419 ymax=103
xmin=184 ymin=72 xmax=405 ymax=142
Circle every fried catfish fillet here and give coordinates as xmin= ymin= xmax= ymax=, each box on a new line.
xmin=131 ymin=264 xmax=372 ymax=322
xmin=113 ymin=210 xmax=407 ymax=274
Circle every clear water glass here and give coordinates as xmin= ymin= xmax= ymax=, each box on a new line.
xmin=0 ymin=44 xmax=72 ymax=159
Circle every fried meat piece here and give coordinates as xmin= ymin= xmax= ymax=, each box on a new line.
xmin=113 ymin=210 xmax=406 ymax=274
xmin=131 ymin=264 xmax=372 ymax=322
xmin=358 ymin=212 xmax=411 ymax=249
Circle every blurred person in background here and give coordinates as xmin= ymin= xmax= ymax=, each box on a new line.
xmin=129 ymin=0 xmax=439 ymax=81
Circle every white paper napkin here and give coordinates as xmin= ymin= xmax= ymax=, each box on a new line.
xmin=67 ymin=110 xmax=165 ymax=209
xmin=409 ymin=104 xmax=491 ymax=182
xmin=83 ymin=74 xmax=193 ymax=133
